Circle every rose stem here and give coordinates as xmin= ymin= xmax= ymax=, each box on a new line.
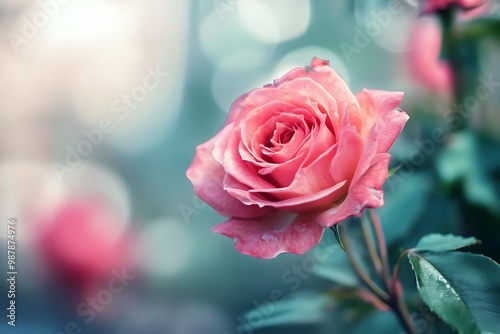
xmin=369 ymin=210 xmax=393 ymax=295
xmin=369 ymin=210 xmax=417 ymax=334
xmin=440 ymin=7 xmax=466 ymax=132
xmin=339 ymin=222 xmax=390 ymax=303
xmin=360 ymin=214 xmax=383 ymax=276
xmin=392 ymin=249 xmax=411 ymax=285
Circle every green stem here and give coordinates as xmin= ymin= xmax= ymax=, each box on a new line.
xmin=440 ymin=8 xmax=465 ymax=132
xmin=392 ymin=249 xmax=417 ymax=334
xmin=338 ymin=214 xmax=418 ymax=333
xmin=389 ymin=284 xmax=418 ymax=334
xmin=369 ymin=210 xmax=393 ymax=295
xmin=393 ymin=249 xmax=411 ymax=284
xmin=339 ymin=222 xmax=390 ymax=303
xmin=360 ymin=214 xmax=383 ymax=276
xmin=368 ymin=210 xmax=418 ymax=334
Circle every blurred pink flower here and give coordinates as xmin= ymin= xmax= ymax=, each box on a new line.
xmin=423 ymin=0 xmax=486 ymax=14
xmin=37 ymin=198 xmax=134 ymax=294
xmin=408 ymin=19 xmax=453 ymax=94
xmin=187 ymin=58 xmax=408 ymax=259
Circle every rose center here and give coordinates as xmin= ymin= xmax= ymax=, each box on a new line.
xmin=259 ymin=120 xmax=310 ymax=164
xmin=274 ymin=123 xmax=295 ymax=144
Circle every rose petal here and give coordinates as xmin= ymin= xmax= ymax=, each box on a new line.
xmin=223 ymin=127 xmax=277 ymax=189
xmin=329 ymin=124 xmax=364 ymax=185
xmin=186 ymin=131 xmax=272 ymax=218
xmin=212 ymin=212 xmax=324 ymax=259
xmin=276 ymin=78 xmax=340 ymax=133
xmin=226 ymin=92 xmax=250 ymax=124
xmin=255 ymin=141 xmax=338 ymax=197
xmin=228 ymin=77 xmax=340 ymax=135
xmin=238 ymin=114 xmax=337 ymax=194
xmin=257 ymin=153 xmax=305 ymax=187
xmin=224 ymin=104 xmax=336 ymax=191
xmin=355 ymin=89 xmax=408 ymax=153
xmin=257 ymin=114 xmax=310 ymax=163
xmin=239 ymin=102 xmax=312 ymax=165
xmin=273 ymin=57 xmax=358 ymax=121
xmin=315 ymin=153 xmax=391 ymax=227
xmin=225 ymin=173 xmax=347 ymax=213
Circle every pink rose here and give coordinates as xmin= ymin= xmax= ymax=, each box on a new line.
xmin=37 ymin=198 xmax=134 ymax=294
xmin=187 ymin=58 xmax=408 ymax=259
xmin=423 ymin=0 xmax=486 ymax=13
xmin=408 ymin=19 xmax=453 ymax=94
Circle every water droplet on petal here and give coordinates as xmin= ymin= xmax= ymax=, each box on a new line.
xmin=261 ymin=233 xmax=276 ymax=242
xmin=294 ymin=223 xmax=308 ymax=232
xmin=233 ymin=237 xmax=240 ymax=245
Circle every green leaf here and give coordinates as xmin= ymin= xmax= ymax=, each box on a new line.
xmin=408 ymin=251 xmax=500 ymax=334
xmin=387 ymin=165 xmax=401 ymax=178
xmin=240 ymin=292 xmax=334 ymax=330
xmin=413 ymin=234 xmax=479 ymax=252
xmin=379 ymin=173 xmax=433 ymax=245
xmin=330 ymin=224 xmax=345 ymax=252
xmin=437 ymin=131 xmax=500 ymax=214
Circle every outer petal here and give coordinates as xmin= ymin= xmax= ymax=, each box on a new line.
xmin=186 ymin=130 xmax=272 ymax=218
xmin=315 ymin=153 xmax=391 ymax=227
xmin=329 ymin=123 xmax=364 ymax=185
xmin=273 ymin=57 xmax=359 ymax=120
xmin=356 ymin=89 xmax=408 ymax=153
xmin=212 ymin=212 xmax=324 ymax=259
xmin=225 ymin=173 xmax=347 ymax=213
xmin=232 ymin=78 xmax=340 ymax=131
xmin=225 ymin=92 xmax=250 ymax=125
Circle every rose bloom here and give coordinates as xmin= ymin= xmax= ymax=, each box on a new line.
xmin=37 ymin=198 xmax=134 ymax=294
xmin=423 ymin=0 xmax=486 ymax=13
xmin=408 ymin=19 xmax=453 ymax=94
xmin=187 ymin=58 xmax=408 ymax=259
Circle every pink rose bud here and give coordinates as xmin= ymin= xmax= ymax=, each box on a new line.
xmin=408 ymin=19 xmax=453 ymax=95
xmin=187 ymin=58 xmax=408 ymax=259
xmin=423 ymin=0 xmax=487 ymax=14
xmin=37 ymin=199 xmax=134 ymax=294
